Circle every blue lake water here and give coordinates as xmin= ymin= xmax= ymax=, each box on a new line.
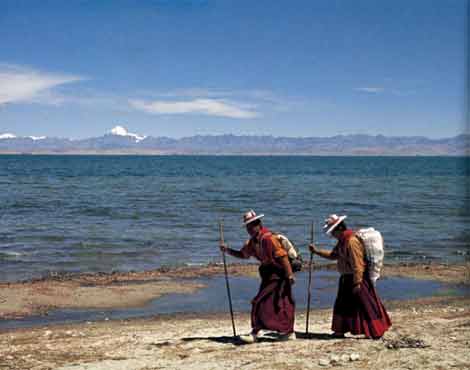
xmin=0 ymin=155 xmax=469 ymax=282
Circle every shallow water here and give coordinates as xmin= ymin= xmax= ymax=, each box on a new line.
xmin=1 ymin=271 xmax=467 ymax=330
xmin=0 ymin=155 xmax=469 ymax=282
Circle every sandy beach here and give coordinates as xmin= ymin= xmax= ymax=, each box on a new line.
xmin=0 ymin=262 xmax=469 ymax=369
xmin=1 ymin=296 xmax=469 ymax=370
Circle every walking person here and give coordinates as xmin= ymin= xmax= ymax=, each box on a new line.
xmin=219 ymin=210 xmax=296 ymax=343
xmin=309 ymin=214 xmax=391 ymax=339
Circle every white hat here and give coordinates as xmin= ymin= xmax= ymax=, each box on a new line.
xmin=323 ymin=214 xmax=347 ymax=234
xmin=243 ymin=209 xmax=264 ymax=225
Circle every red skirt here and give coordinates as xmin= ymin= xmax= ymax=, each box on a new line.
xmin=332 ymin=273 xmax=391 ymax=338
xmin=251 ymin=264 xmax=295 ymax=334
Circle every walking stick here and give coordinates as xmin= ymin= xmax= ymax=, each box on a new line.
xmin=306 ymin=222 xmax=314 ymax=334
xmin=219 ymin=220 xmax=237 ymax=337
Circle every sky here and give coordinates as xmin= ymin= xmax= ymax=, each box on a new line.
xmin=0 ymin=0 xmax=467 ymax=139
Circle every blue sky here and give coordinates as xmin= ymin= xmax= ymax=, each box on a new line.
xmin=0 ymin=0 xmax=466 ymax=139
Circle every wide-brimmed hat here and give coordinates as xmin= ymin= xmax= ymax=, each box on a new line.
xmin=323 ymin=214 xmax=347 ymax=234
xmin=243 ymin=209 xmax=264 ymax=226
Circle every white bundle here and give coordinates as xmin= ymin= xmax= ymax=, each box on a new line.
xmin=356 ymin=227 xmax=384 ymax=285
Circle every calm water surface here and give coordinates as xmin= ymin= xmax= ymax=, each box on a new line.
xmin=0 ymin=155 xmax=468 ymax=282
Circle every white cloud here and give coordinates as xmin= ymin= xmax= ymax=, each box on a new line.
xmin=354 ymin=87 xmax=385 ymax=93
xmin=0 ymin=64 xmax=83 ymax=105
xmin=129 ymin=98 xmax=259 ymax=119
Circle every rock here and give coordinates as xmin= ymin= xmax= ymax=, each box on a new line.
xmin=43 ymin=330 xmax=52 ymax=337
xmin=65 ymin=330 xmax=73 ymax=335
xmin=350 ymin=353 xmax=360 ymax=361
xmin=330 ymin=354 xmax=340 ymax=363
xmin=340 ymin=354 xmax=350 ymax=362
xmin=319 ymin=358 xmax=330 ymax=366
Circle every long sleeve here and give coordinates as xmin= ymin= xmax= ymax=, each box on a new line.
xmin=237 ymin=240 xmax=254 ymax=259
xmin=316 ymin=245 xmax=339 ymax=260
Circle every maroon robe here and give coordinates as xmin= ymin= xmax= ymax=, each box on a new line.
xmin=332 ymin=230 xmax=391 ymax=338
xmin=241 ymin=227 xmax=295 ymax=334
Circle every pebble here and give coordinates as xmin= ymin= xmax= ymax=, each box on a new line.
xmin=43 ymin=330 xmax=52 ymax=337
xmin=319 ymin=358 xmax=330 ymax=366
xmin=350 ymin=353 xmax=360 ymax=361
xmin=330 ymin=354 xmax=340 ymax=363
xmin=340 ymin=354 xmax=350 ymax=362
xmin=65 ymin=331 xmax=73 ymax=336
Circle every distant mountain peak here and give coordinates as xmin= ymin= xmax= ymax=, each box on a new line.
xmin=0 ymin=133 xmax=16 ymax=140
xmin=0 ymin=129 xmax=466 ymax=155
xmin=109 ymin=125 xmax=146 ymax=142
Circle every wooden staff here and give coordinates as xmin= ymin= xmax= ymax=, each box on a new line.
xmin=219 ymin=220 xmax=237 ymax=337
xmin=306 ymin=221 xmax=314 ymax=334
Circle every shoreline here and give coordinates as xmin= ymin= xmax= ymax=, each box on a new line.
xmin=0 ymin=262 xmax=468 ymax=321
xmin=4 ymin=260 xmax=469 ymax=285
xmin=1 ymin=295 xmax=469 ymax=370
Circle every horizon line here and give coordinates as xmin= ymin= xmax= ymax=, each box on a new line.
xmin=0 ymin=130 xmax=468 ymax=141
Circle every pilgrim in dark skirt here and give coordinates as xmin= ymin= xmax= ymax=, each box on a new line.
xmin=310 ymin=214 xmax=391 ymax=338
xmin=220 ymin=210 xmax=296 ymax=343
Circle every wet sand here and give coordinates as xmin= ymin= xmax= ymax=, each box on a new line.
xmin=0 ymin=262 xmax=468 ymax=320
xmin=0 ymin=274 xmax=206 ymax=320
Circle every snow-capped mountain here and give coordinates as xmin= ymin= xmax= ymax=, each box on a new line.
xmin=109 ymin=126 xmax=146 ymax=143
xmin=0 ymin=126 xmax=467 ymax=155
xmin=0 ymin=133 xmax=17 ymax=140
xmin=0 ymin=133 xmax=46 ymax=140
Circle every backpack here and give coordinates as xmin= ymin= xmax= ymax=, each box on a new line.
xmin=356 ymin=227 xmax=384 ymax=285
xmin=273 ymin=233 xmax=303 ymax=272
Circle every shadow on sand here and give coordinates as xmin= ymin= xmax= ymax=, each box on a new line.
xmin=294 ymin=331 xmax=349 ymax=340
xmin=180 ymin=331 xmax=346 ymax=345
xmin=181 ymin=335 xmax=247 ymax=346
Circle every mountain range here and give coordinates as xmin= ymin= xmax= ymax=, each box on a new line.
xmin=0 ymin=126 xmax=468 ymax=155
